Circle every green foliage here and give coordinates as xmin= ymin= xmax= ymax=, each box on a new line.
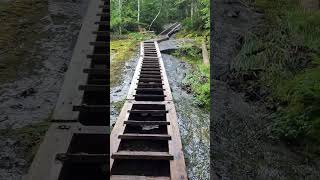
xmin=173 ymin=44 xmax=210 ymax=109
xmin=111 ymin=0 xmax=210 ymax=34
xmin=273 ymin=67 xmax=320 ymax=141
xmin=0 ymin=121 xmax=50 ymax=164
xmin=232 ymin=0 xmax=320 ymax=141
xmin=0 ymin=0 xmax=48 ymax=84
xmin=111 ymin=32 xmax=155 ymax=86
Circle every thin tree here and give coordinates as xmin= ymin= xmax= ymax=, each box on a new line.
xmin=118 ymin=0 xmax=122 ymax=34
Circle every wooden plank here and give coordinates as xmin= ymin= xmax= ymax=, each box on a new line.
xmin=128 ymin=110 xmax=168 ymax=114
xmin=73 ymin=105 xmax=109 ymax=112
xmin=26 ymin=123 xmax=109 ymax=180
xmin=52 ymin=0 xmax=102 ymax=121
xmin=154 ymin=42 xmax=173 ymax=101
xmin=126 ymin=42 xmax=144 ymax=100
xmin=111 ymin=175 xmax=170 ymax=180
xmin=55 ymin=153 xmax=109 ymax=163
xmin=119 ymin=133 xmax=171 ymax=140
xmin=124 ymin=120 xmax=170 ymax=126
xmin=166 ymin=102 xmax=188 ymax=180
xmin=110 ymin=102 xmax=133 ymax=169
xmin=78 ymin=84 xmax=109 ymax=91
xmin=112 ymin=151 xmax=173 ymax=160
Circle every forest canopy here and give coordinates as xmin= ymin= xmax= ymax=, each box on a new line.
xmin=111 ymin=0 xmax=209 ymax=34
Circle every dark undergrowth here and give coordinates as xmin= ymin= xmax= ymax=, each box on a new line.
xmin=230 ymin=0 xmax=320 ymax=148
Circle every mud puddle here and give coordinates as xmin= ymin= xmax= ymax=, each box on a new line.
xmin=110 ymin=45 xmax=210 ymax=179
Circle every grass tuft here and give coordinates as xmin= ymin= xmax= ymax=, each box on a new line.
xmin=231 ymin=0 xmax=320 ymax=142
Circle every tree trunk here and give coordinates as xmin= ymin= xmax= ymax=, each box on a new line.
xmin=118 ymin=0 xmax=122 ymax=34
xmin=191 ymin=0 xmax=194 ymax=21
xmin=202 ymin=40 xmax=209 ymax=65
xmin=138 ymin=0 xmax=140 ymax=23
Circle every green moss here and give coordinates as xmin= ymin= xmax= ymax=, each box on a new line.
xmin=113 ymin=99 xmax=126 ymax=113
xmin=0 ymin=121 xmax=50 ymax=164
xmin=173 ymin=43 xmax=210 ymax=109
xmin=232 ymin=0 xmax=320 ymax=142
xmin=0 ymin=0 xmax=48 ymax=84
xmin=110 ymin=32 xmax=155 ymax=87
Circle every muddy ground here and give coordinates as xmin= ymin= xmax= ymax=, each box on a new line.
xmin=0 ymin=0 xmax=89 ymax=179
xmin=211 ymin=0 xmax=320 ymax=179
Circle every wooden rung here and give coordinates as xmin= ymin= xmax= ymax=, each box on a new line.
xmin=139 ymin=78 xmax=162 ymax=81
xmin=124 ymin=120 xmax=170 ymax=126
xmin=56 ymin=153 xmax=108 ymax=163
xmin=141 ymin=63 xmax=160 ymax=65
xmin=128 ymin=110 xmax=168 ymax=114
xmin=79 ymin=85 xmax=109 ymax=91
xmin=87 ymin=54 xmax=109 ymax=59
xmin=99 ymin=5 xmax=110 ymax=9
xmin=96 ymin=13 xmax=110 ymax=17
xmin=89 ymin=41 xmax=109 ymax=47
xmin=73 ymin=105 xmax=109 ymax=112
xmin=119 ymin=133 xmax=171 ymax=140
xmin=142 ymin=56 xmax=158 ymax=58
xmin=139 ymin=74 xmax=162 ymax=77
xmin=135 ymin=88 xmax=164 ymax=91
xmin=94 ymin=21 xmax=109 ymax=25
xmin=137 ymin=83 xmax=164 ymax=86
xmin=134 ymin=95 xmax=166 ymax=99
xmin=93 ymin=31 xmax=109 ymax=36
xmin=143 ymin=56 xmax=158 ymax=58
xmin=140 ymin=71 xmax=161 ymax=75
xmin=110 ymin=175 xmax=170 ymax=180
xmin=83 ymin=68 xmax=108 ymax=74
xmin=111 ymin=151 xmax=173 ymax=160
xmin=139 ymin=68 xmax=161 ymax=71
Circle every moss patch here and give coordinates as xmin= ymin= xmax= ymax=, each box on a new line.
xmin=112 ymin=99 xmax=126 ymax=113
xmin=230 ymin=0 xmax=320 ymax=143
xmin=110 ymin=32 xmax=155 ymax=87
xmin=0 ymin=0 xmax=48 ymax=84
xmin=0 ymin=121 xmax=50 ymax=165
xmin=172 ymin=41 xmax=210 ymax=109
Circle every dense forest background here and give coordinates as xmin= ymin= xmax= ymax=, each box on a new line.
xmin=110 ymin=0 xmax=209 ymax=34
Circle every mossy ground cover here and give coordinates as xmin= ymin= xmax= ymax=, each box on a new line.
xmin=173 ymin=31 xmax=210 ymax=109
xmin=0 ymin=121 xmax=50 ymax=165
xmin=231 ymin=0 xmax=320 ymax=144
xmin=0 ymin=0 xmax=48 ymax=84
xmin=110 ymin=32 xmax=155 ymax=87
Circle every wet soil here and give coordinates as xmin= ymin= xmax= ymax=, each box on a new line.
xmin=211 ymin=0 xmax=320 ymax=179
xmin=0 ymin=0 xmax=89 ymax=179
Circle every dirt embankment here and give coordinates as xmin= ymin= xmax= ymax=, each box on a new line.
xmin=0 ymin=0 xmax=89 ymax=179
xmin=211 ymin=0 xmax=320 ymax=179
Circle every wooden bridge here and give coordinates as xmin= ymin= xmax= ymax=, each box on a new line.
xmin=25 ymin=0 xmax=186 ymax=179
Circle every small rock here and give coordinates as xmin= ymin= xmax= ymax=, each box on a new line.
xmin=15 ymin=159 xmax=26 ymax=167
xmin=20 ymin=88 xmax=37 ymax=98
xmin=9 ymin=104 xmax=23 ymax=109
xmin=0 ymin=116 xmax=9 ymax=122
xmin=226 ymin=10 xmax=240 ymax=18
